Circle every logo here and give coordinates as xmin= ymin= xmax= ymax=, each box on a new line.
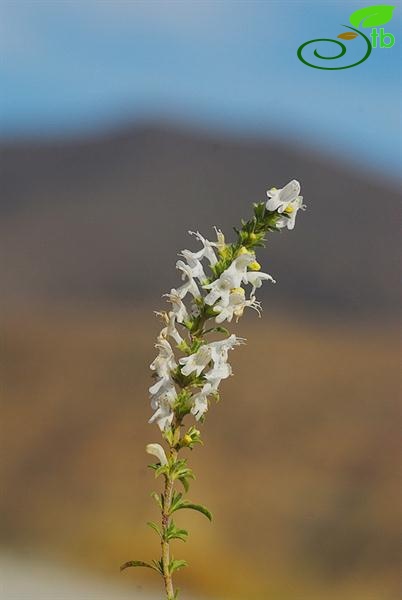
xmin=297 ymin=5 xmax=396 ymax=70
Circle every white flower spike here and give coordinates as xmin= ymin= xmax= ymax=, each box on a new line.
xmin=131 ymin=182 xmax=306 ymax=599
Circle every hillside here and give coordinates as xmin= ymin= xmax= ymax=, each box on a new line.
xmin=0 ymin=122 xmax=400 ymax=315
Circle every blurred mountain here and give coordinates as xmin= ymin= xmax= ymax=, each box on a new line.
xmin=0 ymin=122 xmax=400 ymax=315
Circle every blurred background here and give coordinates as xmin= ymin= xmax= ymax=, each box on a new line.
xmin=1 ymin=1 xmax=401 ymax=599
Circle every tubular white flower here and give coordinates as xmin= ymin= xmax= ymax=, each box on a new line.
xmin=149 ymin=375 xmax=173 ymax=398
xmin=208 ymin=334 xmax=244 ymax=365
xmin=190 ymin=383 xmax=216 ymax=420
xmin=150 ymin=337 xmax=177 ymax=377
xmin=146 ymin=443 xmax=168 ymax=465
xmin=203 ymin=251 xmax=255 ymax=306
xmin=176 ymin=260 xmax=201 ymax=299
xmin=188 ymin=231 xmax=218 ymax=266
xmin=164 ymin=289 xmax=189 ymax=323
xmin=163 ymin=312 xmax=184 ymax=345
xmin=179 ymin=345 xmax=211 ymax=377
xmin=266 ymin=179 xmax=306 ymax=231
xmin=179 ymin=249 xmax=208 ymax=283
xmin=266 ymin=179 xmax=301 ymax=212
xmin=149 ymin=382 xmax=176 ymax=430
xmin=275 ymin=196 xmax=306 ymax=230
xmin=213 ymin=288 xmax=262 ymax=323
xmin=149 ymin=398 xmax=174 ymax=431
xmin=204 ymin=361 xmax=232 ymax=389
xmin=243 ymin=271 xmax=276 ymax=295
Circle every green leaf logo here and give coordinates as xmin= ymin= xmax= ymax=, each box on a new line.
xmin=349 ymin=5 xmax=395 ymax=28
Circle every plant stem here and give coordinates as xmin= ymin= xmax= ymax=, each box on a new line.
xmin=161 ymin=448 xmax=176 ymax=600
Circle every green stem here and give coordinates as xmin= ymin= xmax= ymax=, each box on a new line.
xmin=161 ymin=448 xmax=177 ymax=600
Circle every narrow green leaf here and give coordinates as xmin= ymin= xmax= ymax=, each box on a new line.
xmin=169 ymin=559 xmax=188 ymax=574
xmin=151 ymin=491 xmax=163 ymax=510
xmin=155 ymin=464 xmax=169 ymax=478
xmin=179 ymin=476 xmax=189 ymax=492
xmin=170 ymin=500 xmax=212 ymax=521
xmin=152 ymin=559 xmax=164 ymax=575
xmin=120 ymin=560 xmax=158 ymax=572
xmin=147 ymin=521 xmax=162 ymax=538
xmin=169 ymin=491 xmax=183 ymax=513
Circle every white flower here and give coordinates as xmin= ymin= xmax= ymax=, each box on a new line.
xmin=213 ymin=287 xmax=261 ymax=323
xmin=163 ymin=312 xmax=184 ymax=345
xmin=176 ymin=260 xmax=201 ymax=299
xmin=178 ymin=334 xmax=242 ymax=378
xmin=149 ymin=375 xmax=173 ymax=397
xmin=150 ymin=337 xmax=177 ymax=377
xmin=164 ymin=289 xmax=189 ymax=323
xmin=243 ymin=271 xmax=276 ymax=295
xmin=154 ymin=310 xmax=183 ymax=345
xmin=149 ymin=397 xmax=174 ymax=431
xmin=146 ymin=443 xmax=168 ymax=465
xmin=275 ymin=196 xmax=306 ymax=230
xmin=179 ymin=249 xmax=208 ymax=283
xmin=179 ymin=345 xmax=211 ymax=377
xmin=204 ymin=362 xmax=232 ymax=389
xmin=266 ymin=180 xmax=305 ymax=230
xmin=188 ymin=231 xmax=218 ymax=266
xmin=203 ymin=250 xmax=255 ymax=306
xmin=149 ymin=383 xmax=176 ymax=430
xmin=208 ymin=334 xmax=243 ymax=366
xmin=266 ymin=179 xmax=301 ymax=212
xmin=190 ymin=384 xmax=212 ymax=420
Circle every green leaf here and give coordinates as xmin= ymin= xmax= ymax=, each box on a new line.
xmin=152 ymin=559 xmax=164 ymax=575
xmin=120 ymin=560 xmax=158 ymax=572
xmin=165 ymin=520 xmax=189 ymax=542
xmin=151 ymin=491 xmax=163 ymax=510
xmin=169 ymin=559 xmax=188 ymax=574
xmin=179 ymin=476 xmax=190 ymax=492
xmin=169 ymin=491 xmax=183 ymax=513
xmin=170 ymin=500 xmax=212 ymax=521
xmin=163 ymin=428 xmax=174 ymax=445
xmin=172 ymin=427 xmax=181 ymax=446
xmin=349 ymin=5 xmax=395 ymax=28
xmin=154 ymin=464 xmax=169 ymax=478
xmin=147 ymin=521 xmax=162 ymax=538
xmin=203 ymin=325 xmax=230 ymax=336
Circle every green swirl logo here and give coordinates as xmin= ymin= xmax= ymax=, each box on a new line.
xmin=297 ymin=5 xmax=396 ymax=70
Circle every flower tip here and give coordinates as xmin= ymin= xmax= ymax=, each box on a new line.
xmin=146 ymin=443 xmax=168 ymax=465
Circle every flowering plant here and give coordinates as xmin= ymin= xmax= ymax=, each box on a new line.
xmin=121 ymin=180 xmax=306 ymax=599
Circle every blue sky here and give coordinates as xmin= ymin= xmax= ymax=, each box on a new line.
xmin=1 ymin=0 xmax=401 ymax=177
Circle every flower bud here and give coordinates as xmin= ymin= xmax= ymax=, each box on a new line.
xmin=238 ymin=246 xmax=252 ymax=256
xmin=146 ymin=443 xmax=168 ymax=465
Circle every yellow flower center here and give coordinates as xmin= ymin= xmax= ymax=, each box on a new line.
xmin=284 ymin=204 xmax=294 ymax=214
xmin=231 ymin=287 xmax=245 ymax=296
xmin=248 ymin=261 xmax=261 ymax=271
